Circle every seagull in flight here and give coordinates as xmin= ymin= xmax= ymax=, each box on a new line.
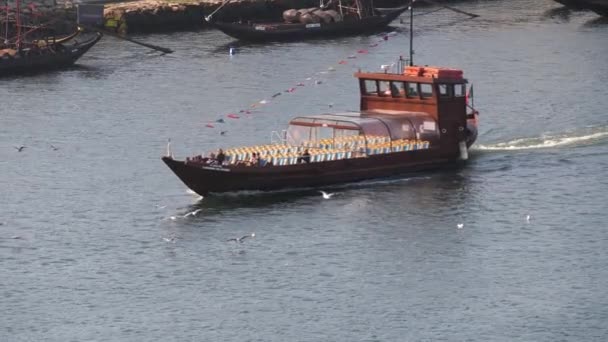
xmin=227 ymin=233 xmax=255 ymax=243
xmin=14 ymin=146 xmax=26 ymax=152
xmin=457 ymin=223 xmax=464 ymax=229
xmin=49 ymin=144 xmax=59 ymax=151
xmin=183 ymin=209 xmax=202 ymax=217
xmin=220 ymin=131 xmax=227 ymax=136
xmin=526 ymin=215 xmax=531 ymax=223
xmin=162 ymin=235 xmax=178 ymax=243
xmin=319 ymin=190 xmax=335 ymax=199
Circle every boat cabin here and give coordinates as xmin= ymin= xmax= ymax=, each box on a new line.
xmin=199 ymin=66 xmax=472 ymax=167
xmin=355 ymin=65 xmax=470 ymax=153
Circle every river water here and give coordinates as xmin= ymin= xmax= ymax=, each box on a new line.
xmin=2 ymin=0 xmax=608 ymax=340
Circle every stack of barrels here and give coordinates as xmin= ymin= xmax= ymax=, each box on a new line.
xmin=282 ymin=8 xmax=342 ymax=24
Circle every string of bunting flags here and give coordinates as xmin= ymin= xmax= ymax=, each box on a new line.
xmin=204 ymin=30 xmax=403 ymax=132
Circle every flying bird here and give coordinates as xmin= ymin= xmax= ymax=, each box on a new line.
xmin=526 ymin=215 xmax=531 ymax=223
xmin=162 ymin=235 xmax=178 ymax=243
xmin=183 ymin=209 xmax=203 ymax=217
xmin=457 ymin=223 xmax=464 ymax=229
xmin=227 ymin=233 xmax=255 ymax=243
xmin=319 ymin=190 xmax=335 ymax=199
xmin=14 ymin=146 xmax=26 ymax=152
xmin=220 ymin=131 xmax=227 ymax=135
xmin=50 ymin=144 xmax=59 ymax=151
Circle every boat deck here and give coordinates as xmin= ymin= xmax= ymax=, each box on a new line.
xmin=187 ymin=135 xmax=432 ymax=168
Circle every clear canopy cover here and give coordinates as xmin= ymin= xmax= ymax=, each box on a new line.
xmin=286 ymin=112 xmax=439 ymax=146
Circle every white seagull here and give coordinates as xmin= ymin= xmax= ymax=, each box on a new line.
xmin=183 ymin=209 xmax=203 ymax=217
xmin=227 ymin=233 xmax=255 ymax=243
xmin=457 ymin=223 xmax=464 ymax=229
xmin=319 ymin=191 xmax=335 ymax=199
xmin=162 ymin=236 xmax=178 ymax=243
xmin=526 ymin=215 xmax=531 ymax=223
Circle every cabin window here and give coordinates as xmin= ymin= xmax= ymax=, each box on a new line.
xmin=363 ymin=80 xmax=378 ymax=95
xmin=420 ymin=84 xmax=433 ymax=98
xmin=454 ymin=84 xmax=466 ymax=97
xmin=438 ymin=84 xmax=451 ymax=98
xmin=378 ymin=81 xmax=391 ymax=97
xmin=405 ymin=82 xmax=419 ymax=98
xmin=390 ymin=82 xmax=405 ymax=97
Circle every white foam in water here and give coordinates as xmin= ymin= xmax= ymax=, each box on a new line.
xmin=475 ymin=129 xmax=608 ymax=151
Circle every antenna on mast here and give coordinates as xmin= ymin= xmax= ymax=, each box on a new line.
xmin=409 ymin=0 xmax=414 ymax=66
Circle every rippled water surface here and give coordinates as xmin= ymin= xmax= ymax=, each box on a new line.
xmin=2 ymin=0 xmax=608 ymax=340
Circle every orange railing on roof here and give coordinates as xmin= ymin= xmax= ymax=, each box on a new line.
xmin=404 ymin=66 xmax=463 ymax=79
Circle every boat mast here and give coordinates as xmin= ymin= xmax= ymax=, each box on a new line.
xmin=4 ymin=0 xmax=9 ymax=45
xmin=15 ymin=0 xmax=21 ymax=50
xmin=409 ymin=0 xmax=414 ymax=66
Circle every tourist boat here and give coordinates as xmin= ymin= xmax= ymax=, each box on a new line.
xmin=205 ymin=0 xmax=408 ymax=42
xmin=163 ymin=3 xmax=479 ymax=196
xmin=553 ymin=0 xmax=608 ymax=16
xmin=0 ymin=1 xmax=102 ymax=76
xmin=162 ymin=59 xmax=479 ymax=196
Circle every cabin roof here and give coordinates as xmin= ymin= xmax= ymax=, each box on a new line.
xmin=354 ymin=72 xmax=468 ymax=84
xmin=290 ymin=111 xmax=432 ymax=125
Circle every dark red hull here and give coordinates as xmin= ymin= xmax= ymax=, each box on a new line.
xmin=163 ymin=148 xmax=462 ymax=196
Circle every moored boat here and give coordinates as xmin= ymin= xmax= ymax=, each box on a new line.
xmin=0 ymin=28 xmax=102 ymax=76
xmin=0 ymin=1 xmax=102 ymax=76
xmin=553 ymin=0 xmax=608 ymax=16
xmin=205 ymin=0 xmax=408 ymax=42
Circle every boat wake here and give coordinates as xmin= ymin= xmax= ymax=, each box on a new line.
xmin=474 ymin=127 xmax=608 ymax=151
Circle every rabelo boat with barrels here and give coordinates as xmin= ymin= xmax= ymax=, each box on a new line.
xmin=204 ymin=0 xmax=408 ymax=42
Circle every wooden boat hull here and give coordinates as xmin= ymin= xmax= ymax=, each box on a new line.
xmin=164 ymin=114 xmax=478 ymax=196
xmin=163 ymin=149 xmax=463 ymax=196
xmin=553 ymin=0 xmax=608 ymax=15
xmin=210 ymin=7 xmax=408 ymax=42
xmin=0 ymin=32 xmax=102 ymax=76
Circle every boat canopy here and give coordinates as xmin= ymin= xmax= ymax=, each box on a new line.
xmin=287 ymin=112 xmax=439 ymax=146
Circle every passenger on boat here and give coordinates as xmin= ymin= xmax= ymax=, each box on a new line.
xmin=298 ymin=149 xmax=311 ymax=164
xmin=202 ymin=152 xmax=215 ymax=165
xmin=216 ymin=149 xmax=226 ymax=165
xmin=249 ymin=152 xmax=259 ymax=166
